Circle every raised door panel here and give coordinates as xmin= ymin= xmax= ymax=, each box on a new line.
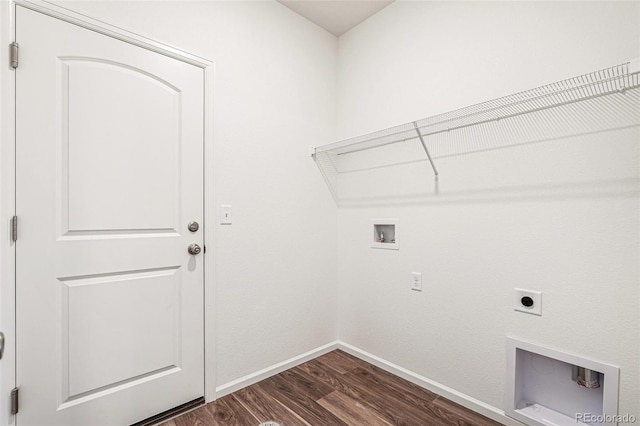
xmin=60 ymin=267 xmax=182 ymax=406
xmin=61 ymin=59 xmax=181 ymax=236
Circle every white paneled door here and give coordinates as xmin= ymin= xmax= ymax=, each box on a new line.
xmin=15 ymin=7 xmax=205 ymax=425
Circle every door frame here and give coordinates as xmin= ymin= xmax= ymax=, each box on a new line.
xmin=0 ymin=2 xmax=216 ymax=424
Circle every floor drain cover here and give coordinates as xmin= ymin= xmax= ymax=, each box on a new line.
xmin=258 ymin=423 xmax=281 ymax=426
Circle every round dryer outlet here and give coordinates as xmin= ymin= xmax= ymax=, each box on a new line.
xmin=514 ymin=288 xmax=542 ymax=316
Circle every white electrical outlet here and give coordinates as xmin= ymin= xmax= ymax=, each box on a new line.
xmin=221 ymin=205 xmax=232 ymax=225
xmin=411 ymin=272 xmax=422 ymax=292
xmin=514 ymin=288 xmax=542 ymax=316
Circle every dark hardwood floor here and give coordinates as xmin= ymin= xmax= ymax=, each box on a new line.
xmin=161 ymin=349 xmax=502 ymax=426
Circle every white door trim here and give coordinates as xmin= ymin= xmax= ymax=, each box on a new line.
xmin=0 ymin=2 xmax=17 ymax=425
xmin=0 ymin=4 xmax=216 ymax=424
xmin=16 ymin=0 xmax=211 ymax=67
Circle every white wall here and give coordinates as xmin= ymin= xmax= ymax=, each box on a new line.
xmin=336 ymin=0 xmax=639 ymax=419
xmin=3 ymin=0 xmax=638 ymax=423
xmin=48 ymin=0 xmax=339 ymax=391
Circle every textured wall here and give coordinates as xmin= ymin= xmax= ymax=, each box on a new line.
xmin=336 ymin=0 xmax=639 ymax=417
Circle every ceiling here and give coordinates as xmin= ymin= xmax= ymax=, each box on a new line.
xmin=277 ymin=0 xmax=395 ymax=36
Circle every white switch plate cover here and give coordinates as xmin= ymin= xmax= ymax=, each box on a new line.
xmin=411 ymin=272 xmax=422 ymax=292
xmin=221 ymin=205 xmax=232 ymax=225
xmin=514 ymin=288 xmax=542 ymax=316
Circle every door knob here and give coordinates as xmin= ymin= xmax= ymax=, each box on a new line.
xmin=187 ymin=221 xmax=199 ymax=232
xmin=188 ymin=244 xmax=202 ymax=255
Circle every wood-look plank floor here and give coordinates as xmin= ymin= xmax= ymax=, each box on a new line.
xmin=161 ymin=350 xmax=502 ymax=426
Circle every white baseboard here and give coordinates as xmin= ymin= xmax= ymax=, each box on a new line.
xmin=213 ymin=339 xmax=523 ymax=425
xmin=337 ymin=341 xmax=523 ymax=426
xmin=214 ymin=341 xmax=339 ymax=399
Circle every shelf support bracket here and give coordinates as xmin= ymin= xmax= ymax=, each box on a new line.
xmin=413 ymin=122 xmax=439 ymax=180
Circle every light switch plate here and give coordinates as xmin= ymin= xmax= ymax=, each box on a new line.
xmin=221 ymin=205 xmax=232 ymax=225
xmin=411 ymin=272 xmax=422 ymax=291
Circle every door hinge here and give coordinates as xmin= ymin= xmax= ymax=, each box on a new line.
xmin=10 ymin=216 xmax=17 ymax=242
xmin=10 ymin=387 xmax=18 ymax=415
xmin=10 ymin=42 xmax=18 ymax=69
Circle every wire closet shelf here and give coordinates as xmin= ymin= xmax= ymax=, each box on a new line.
xmin=312 ymin=59 xmax=640 ymax=182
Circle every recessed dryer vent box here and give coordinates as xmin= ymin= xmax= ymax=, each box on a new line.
xmin=371 ymin=219 xmax=398 ymax=250
xmin=506 ymin=337 xmax=619 ymax=426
